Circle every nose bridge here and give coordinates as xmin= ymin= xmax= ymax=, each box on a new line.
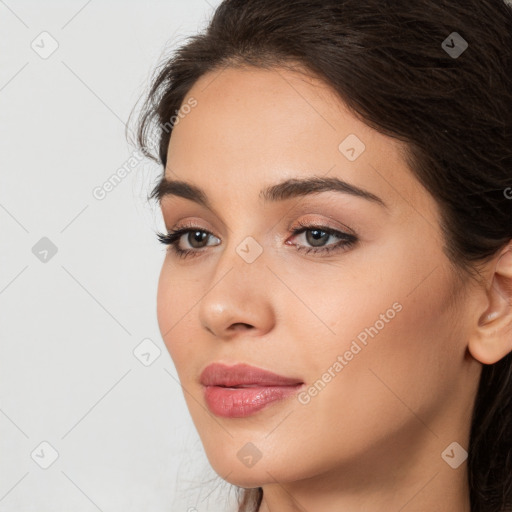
xmin=212 ymin=230 xmax=268 ymax=299
xmin=215 ymin=213 xmax=268 ymax=277
xmin=198 ymin=229 xmax=273 ymax=336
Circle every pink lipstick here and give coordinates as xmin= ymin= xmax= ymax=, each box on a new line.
xmin=200 ymin=362 xmax=304 ymax=418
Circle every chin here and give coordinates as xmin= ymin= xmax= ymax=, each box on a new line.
xmin=204 ymin=445 xmax=315 ymax=488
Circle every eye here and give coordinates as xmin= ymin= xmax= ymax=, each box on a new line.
xmin=156 ymin=221 xmax=358 ymax=259
xmin=156 ymin=226 xmax=220 ymax=259
xmin=287 ymin=220 xmax=358 ymax=256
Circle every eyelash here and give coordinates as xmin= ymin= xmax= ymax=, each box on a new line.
xmin=156 ymin=220 xmax=358 ymax=259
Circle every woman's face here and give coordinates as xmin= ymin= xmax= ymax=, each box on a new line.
xmin=155 ymin=66 xmax=482 ymax=488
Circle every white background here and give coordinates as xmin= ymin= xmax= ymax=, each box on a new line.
xmin=0 ymin=1 xmax=236 ymax=512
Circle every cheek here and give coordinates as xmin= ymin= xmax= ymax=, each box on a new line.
xmin=156 ymin=263 xmax=174 ymax=342
xmin=294 ymin=258 xmax=462 ymax=439
xmin=284 ymin=240 xmax=460 ymax=403
xmin=156 ymin=262 xmax=200 ymax=368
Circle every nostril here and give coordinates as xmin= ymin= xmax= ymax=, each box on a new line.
xmin=231 ymin=323 xmax=254 ymax=330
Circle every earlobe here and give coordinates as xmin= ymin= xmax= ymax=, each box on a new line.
xmin=468 ymin=247 xmax=512 ymax=365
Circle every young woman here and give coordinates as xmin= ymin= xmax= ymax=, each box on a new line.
xmin=132 ymin=1 xmax=512 ymax=510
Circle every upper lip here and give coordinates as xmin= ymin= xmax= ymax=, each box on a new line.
xmin=200 ymin=363 xmax=303 ymax=387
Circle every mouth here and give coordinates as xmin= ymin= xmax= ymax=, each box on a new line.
xmin=199 ymin=362 xmax=304 ymax=418
xmin=216 ymin=383 xmax=290 ymax=388
xmin=202 ymin=383 xmax=304 ymax=418
xmin=200 ymin=362 xmax=303 ymax=387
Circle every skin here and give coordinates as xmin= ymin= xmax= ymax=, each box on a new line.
xmin=155 ymin=65 xmax=512 ymax=512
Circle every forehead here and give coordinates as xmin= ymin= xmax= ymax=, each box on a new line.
xmin=169 ymin=65 xmax=380 ymax=159
xmin=164 ymin=65 xmax=426 ymax=215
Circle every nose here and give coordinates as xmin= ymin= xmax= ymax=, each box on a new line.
xmin=198 ymin=238 xmax=276 ymax=340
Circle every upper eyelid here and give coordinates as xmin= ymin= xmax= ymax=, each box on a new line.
xmin=161 ymin=195 xmax=365 ymax=233
xmin=169 ymin=221 xmax=350 ymax=234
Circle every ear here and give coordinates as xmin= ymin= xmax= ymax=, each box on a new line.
xmin=468 ymin=245 xmax=512 ymax=365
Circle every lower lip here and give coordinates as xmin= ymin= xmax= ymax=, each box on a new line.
xmin=203 ymin=384 xmax=303 ymax=418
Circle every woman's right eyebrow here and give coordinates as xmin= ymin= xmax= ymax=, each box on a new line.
xmin=152 ymin=174 xmax=388 ymax=210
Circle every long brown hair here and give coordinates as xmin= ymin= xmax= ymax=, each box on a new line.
xmin=132 ymin=1 xmax=512 ymax=510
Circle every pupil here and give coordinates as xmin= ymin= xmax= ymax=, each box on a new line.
xmin=307 ymin=229 xmax=328 ymax=247
xmin=189 ymin=231 xmax=207 ymax=248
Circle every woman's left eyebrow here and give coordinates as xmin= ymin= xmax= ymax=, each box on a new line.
xmin=260 ymin=176 xmax=388 ymax=209
xmin=152 ymin=174 xmax=388 ymax=210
